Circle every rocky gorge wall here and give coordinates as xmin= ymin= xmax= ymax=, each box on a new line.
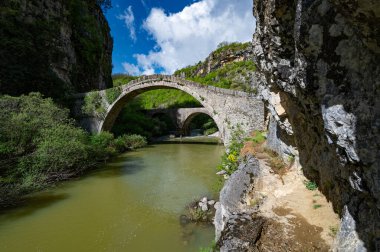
xmin=252 ymin=0 xmax=379 ymax=250
xmin=0 ymin=0 xmax=113 ymax=99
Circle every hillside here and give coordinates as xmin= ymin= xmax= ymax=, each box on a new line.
xmin=0 ymin=0 xmax=113 ymax=99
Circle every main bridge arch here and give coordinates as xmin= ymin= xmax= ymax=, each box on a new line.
xmin=72 ymin=75 xmax=265 ymax=144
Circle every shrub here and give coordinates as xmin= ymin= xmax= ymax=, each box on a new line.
xmin=119 ymin=134 xmax=147 ymax=149
xmin=217 ymin=126 xmax=245 ymax=175
xmin=105 ymin=87 xmax=121 ymax=104
xmin=82 ymin=91 xmax=105 ymax=118
xmin=304 ymin=180 xmax=318 ymax=191
xmin=0 ymin=93 xmax=147 ymax=204
xmin=20 ymin=124 xmax=90 ymax=174
xmin=90 ymin=131 xmax=117 ymax=159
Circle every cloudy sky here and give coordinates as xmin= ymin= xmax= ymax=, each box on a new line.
xmin=105 ymin=0 xmax=255 ymax=75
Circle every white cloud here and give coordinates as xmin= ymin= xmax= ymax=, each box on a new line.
xmin=122 ymin=0 xmax=255 ymax=75
xmin=118 ymin=6 xmax=137 ymax=42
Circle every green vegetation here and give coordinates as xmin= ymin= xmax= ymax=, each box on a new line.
xmin=247 ymin=130 xmax=266 ymax=144
xmin=214 ymin=41 xmax=251 ymax=57
xmin=110 ymin=75 xmax=216 ymax=139
xmin=0 ymin=93 xmax=146 ymax=206
xmin=112 ymin=74 xmax=138 ymax=87
xmin=176 ymin=61 xmax=256 ymax=92
xmin=0 ymin=0 xmax=112 ymax=98
xmin=112 ymin=74 xmax=200 ymax=109
xmin=304 ymin=180 xmax=318 ymax=191
xmin=199 ymin=240 xmax=218 ymax=252
xmin=174 ymin=41 xmax=256 ymax=92
xmin=329 ymin=225 xmax=339 ymax=237
xmin=136 ymin=90 xmax=200 ymax=109
xmin=82 ymin=91 xmax=106 ymax=118
xmin=313 ymin=204 xmax=322 ymax=209
xmin=105 ymin=86 xmax=122 ymax=104
xmin=111 ymin=101 xmax=174 ymax=138
xmin=217 ymin=126 xmax=245 ymax=175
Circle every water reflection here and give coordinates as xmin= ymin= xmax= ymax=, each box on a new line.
xmin=0 ymin=144 xmax=224 ymax=252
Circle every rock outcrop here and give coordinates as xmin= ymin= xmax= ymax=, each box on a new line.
xmin=0 ymin=0 xmax=113 ymax=99
xmin=252 ymin=0 xmax=380 ymax=249
xmin=174 ymin=42 xmax=257 ymax=92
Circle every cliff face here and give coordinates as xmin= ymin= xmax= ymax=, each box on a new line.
xmin=191 ymin=42 xmax=254 ymax=76
xmin=0 ymin=0 xmax=113 ymax=99
xmin=252 ymin=0 xmax=379 ymax=249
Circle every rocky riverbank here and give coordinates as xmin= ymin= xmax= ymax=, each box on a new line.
xmin=215 ymin=153 xmax=340 ymax=251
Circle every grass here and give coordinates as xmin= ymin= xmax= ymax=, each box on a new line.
xmin=313 ymin=204 xmax=322 ymax=209
xmin=329 ymin=225 xmax=339 ymax=237
xmin=304 ymin=180 xmax=318 ymax=191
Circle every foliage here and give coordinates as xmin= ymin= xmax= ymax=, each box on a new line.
xmin=18 ymin=124 xmax=90 ymax=175
xmin=112 ymin=74 xmax=138 ymax=87
xmin=111 ymin=101 xmax=173 ymax=138
xmin=213 ymin=42 xmax=251 ymax=56
xmin=133 ymin=90 xmax=200 ymax=109
xmin=199 ymin=240 xmax=218 ymax=252
xmin=189 ymin=61 xmax=256 ymax=91
xmin=112 ymin=74 xmax=201 ymax=109
xmin=246 ymin=130 xmax=266 ymax=145
xmin=0 ymin=2 xmax=68 ymax=98
xmin=0 ymin=93 xmax=146 ymax=205
xmin=173 ymin=42 xmax=256 ymax=92
xmin=0 ymin=0 xmax=112 ymax=98
xmin=304 ymin=180 xmax=318 ymax=191
xmin=217 ymin=126 xmax=245 ymax=175
xmin=313 ymin=204 xmax=322 ymax=209
xmin=82 ymin=91 xmax=106 ymax=118
xmin=117 ymin=134 xmax=147 ymax=150
xmin=329 ymin=225 xmax=339 ymax=237
xmin=189 ymin=115 xmax=218 ymax=136
xmin=105 ymin=87 xmax=121 ymax=104
xmin=67 ymin=0 xmax=112 ymax=92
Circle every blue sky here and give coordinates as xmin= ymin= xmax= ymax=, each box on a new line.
xmin=105 ymin=0 xmax=255 ymax=75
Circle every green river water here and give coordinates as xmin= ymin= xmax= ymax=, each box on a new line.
xmin=0 ymin=143 xmax=224 ymax=252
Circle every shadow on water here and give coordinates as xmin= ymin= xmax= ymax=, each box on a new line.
xmin=91 ymin=155 xmax=146 ymax=178
xmin=0 ymin=192 xmax=69 ymax=223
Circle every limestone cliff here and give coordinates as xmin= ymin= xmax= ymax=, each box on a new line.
xmin=0 ymin=0 xmax=113 ymax=99
xmin=252 ymin=0 xmax=380 ymax=250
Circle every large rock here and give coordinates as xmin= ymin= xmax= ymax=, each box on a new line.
xmin=215 ymin=156 xmax=260 ymax=242
xmin=252 ymin=0 xmax=380 ymax=249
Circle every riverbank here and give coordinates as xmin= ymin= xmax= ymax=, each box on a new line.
xmin=152 ymin=135 xmax=222 ymax=145
xmin=214 ymin=141 xmax=340 ymax=251
xmin=0 ymin=93 xmax=148 ymax=209
xmin=0 ymin=143 xmax=223 ymax=251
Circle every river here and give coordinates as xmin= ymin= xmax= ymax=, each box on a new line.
xmin=0 ymin=143 xmax=224 ymax=252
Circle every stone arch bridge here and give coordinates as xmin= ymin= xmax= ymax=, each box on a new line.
xmin=71 ymin=75 xmax=265 ymax=144
xmin=145 ymin=107 xmax=215 ymax=136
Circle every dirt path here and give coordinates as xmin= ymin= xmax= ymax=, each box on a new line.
xmin=250 ymin=157 xmax=340 ymax=250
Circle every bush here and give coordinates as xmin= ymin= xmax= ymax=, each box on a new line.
xmin=90 ymin=131 xmax=117 ymax=159
xmin=82 ymin=91 xmax=106 ymax=118
xmin=119 ymin=134 xmax=147 ymax=150
xmin=217 ymin=126 xmax=245 ymax=175
xmin=0 ymin=93 xmax=147 ymax=202
xmin=20 ymin=124 xmax=90 ymax=174
xmin=105 ymin=87 xmax=121 ymax=104
xmin=304 ymin=180 xmax=318 ymax=191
